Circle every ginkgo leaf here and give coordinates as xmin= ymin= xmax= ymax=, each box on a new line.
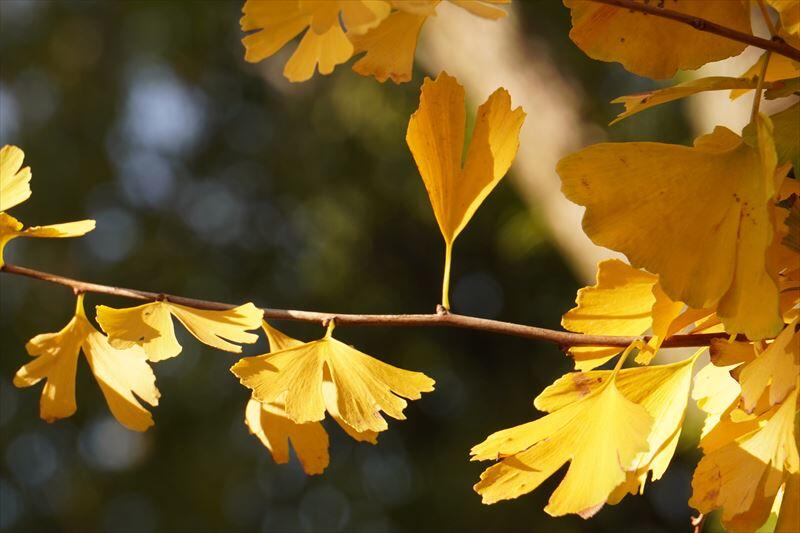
xmin=558 ymin=117 xmax=781 ymax=340
xmin=777 ymin=473 xmax=800 ymax=533
xmin=260 ymin=321 xmax=379 ymax=443
xmin=406 ymin=72 xmax=524 ymax=308
xmin=350 ymin=10 xmax=428 ymax=84
xmin=709 ymin=338 xmax=756 ymax=366
xmin=561 ymin=259 xmax=688 ymax=370
xmin=82 ymin=328 xmax=161 ymax=432
xmin=0 ymin=145 xmax=32 ymax=212
xmin=448 ymin=0 xmax=509 ymax=20
xmin=240 ymin=0 xmax=391 ymax=82
xmin=348 ymin=1 xmax=508 ymax=83
xmin=243 ymin=323 xmax=379 ymax=476
xmin=0 ymin=213 xmax=95 ymax=267
xmin=564 ymin=0 xmax=751 ymax=80
xmin=690 ymin=386 xmax=799 ymax=529
xmin=783 ymin=202 xmax=800 ymax=254
xmin=471 ymin=352 xmax=652 ymax=517
xmin=768 ymin=0 xmax=800 ymax=38
xmin=96 ymin=300 xmax=262 ymax=361
xmin=14 ymin=294 xmax=159 ymax=432
xmin=766 ymin=77 xmax=800 ymax=100
xmin=738 ymin=319 xmax=799 ymax=411
xmin=231 ymin=322 xmax=434 ymax=433
xmin=245 ymin=398 xmax=330 ymax=475
xmin=692 ymin=361 xmax=741 ymax=417
xmin=730 ymin=51 xmax=799 ymax=100
xmin=535 ymin=352 xmax=699 ymax=496
xmin=610 ymin=77 xmax=760 ymax=125
xmin=744 ymin=102 xmax=799 ymax=173
xmin=262 ymin=320 xmax=304 ymax=351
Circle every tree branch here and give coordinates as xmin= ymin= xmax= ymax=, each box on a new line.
xmin=2 ymin=263 xmax=733 ymax=349
xmin=588 ymin=0 xmax=800 ymax=63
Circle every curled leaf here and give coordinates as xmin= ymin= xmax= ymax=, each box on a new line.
xmin=0 ymin=213 xmax=95 ymax=267
xmin=96 ymin=300 xmax=263 ymax=361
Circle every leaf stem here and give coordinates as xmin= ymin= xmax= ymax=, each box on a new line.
xmin=1 ymin=262 xmax=742 ymax=349
xmin=586 ymin=0 xmax=800 ymax=63
xmin=751 ymin=50 xmax=772 ymax=123
xmin=442 ymin=242 xmax=453 ymax=311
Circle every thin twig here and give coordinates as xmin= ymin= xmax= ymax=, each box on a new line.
xmin=1 ymin=263 xmax=734 ymax=348
xmin=587 ymin=0 xmax=800 ymax=63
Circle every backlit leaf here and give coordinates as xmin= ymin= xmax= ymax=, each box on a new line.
xmin=14 ymin=295 xmax=159 ymax=431
xmin=564 ymin=0 xmax=751 ymax=79
xmin=0 ymin=145 xmax=31 ymax=212
xmin=407 ymin=72 xmax=524 ymax=308
xmin=610 ymin=77 xmax=760 ymax=125
xmin=558 ymin=118 xmax=782 ymax=340
xmin=232 ymin=322 xmax=434 ymax=433
xmin=472 ymin=355 xmax=652 ymax=517
xmin=97 ymin=300 xmax=262 ymax=361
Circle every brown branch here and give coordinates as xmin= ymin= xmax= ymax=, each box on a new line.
xmin=1 ymin=263 xmax=734 ymax=349
xmin=588 ymin=0 xmax=800 ymax=63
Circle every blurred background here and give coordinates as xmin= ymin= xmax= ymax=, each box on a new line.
xmin=0 ymin=1 xmax=766 ymax=532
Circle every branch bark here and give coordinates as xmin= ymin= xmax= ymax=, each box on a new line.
xmin=2 ymin=263 xmax=734 ymax=349
xmin=588 ymin=0 xmax=800 ymax=63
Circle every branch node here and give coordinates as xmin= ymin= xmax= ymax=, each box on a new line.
xmin=436 ymin=304 xmax=449 ymax=316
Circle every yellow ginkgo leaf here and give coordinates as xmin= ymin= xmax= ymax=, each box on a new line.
xmin=738 ymin=319 xmax=799 ymax=411
xmin=535 ymin=351 xmax=699 ymax=497
xmin=244 ymin=323 xmax=380 ymax=476
xmin=0 ymin=145 xmax=32 ymax=212
xmin=564 ymin=0 xmax=751 ymax=80
xmin=245 ymin=398 xmax=330 ymax=475
xmin=777 ymin=472 xmax=800 ymax=533
xmin=240 ymin=0 xmax=390 ymax=82
xmin=449 ymin=0 xmax=509 ymax=20
xmin=96 ymin=300 xmax=262 ymax=361
xmin=610 ymin=77 xmax=761 ymax=125
xmin=348 ymin=0 xmax=508 ymax=83
xmin=768 ymin=0 xmax=800 ymax=38
xmin=391 ymin=1 xmax=440 ymax=17
xmin=14 ymin=294 xmax=159 ymax=432
xmin=709 ymin=338 xmax=756 ymax=366
xmin=231 ymin=322 xmax=434 ymax=433
xmin=561 ymin=259 xmax=689 ymax=370
xmin=745 ymin=102 xmax=800 ymax=173
xmin=690 ymin=386 xmax=799 ymax=529
xmin=558 ymin=117 xmax=781 ymax=340
xmin=730 ymin=51 xmax=799 ymax=100
xmin=261 ymin=321 xmax=379 ymax=442
xmin=471 ymin=348 xmax=652 ymax=517
xmin=262 ymin=320 xmax=303 ymax=351
xmin=407 ymin=72 xmax=524 ymax=308
xmin=0 ymin=213 xmax=95 ymax=267
xmin=350 ymin=10 xmax=428 ymax=83
xmin=692 ymin=361 xmax=741 ymax=415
